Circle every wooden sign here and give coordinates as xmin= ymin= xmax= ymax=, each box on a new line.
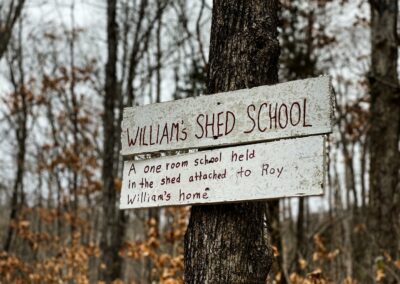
xmin=120 ymin=135 xmax=326 ymax=209
xmin=121 ymin=76 xmax=333 ymax=156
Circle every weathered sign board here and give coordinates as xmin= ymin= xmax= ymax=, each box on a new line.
xmin=119 ymin=76 xmax=334 ymax=209
xmin=120 ymin=135 xmax=326 ymax=209
xmin=121 ymin=76 xmax=333 ymax=156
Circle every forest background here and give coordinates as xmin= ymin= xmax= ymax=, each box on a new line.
xmin=0 ymin=0 xmax=399 ymax=283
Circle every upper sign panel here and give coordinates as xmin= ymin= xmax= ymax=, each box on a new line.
xmin=121 ymin=76 xmax=333 ymax=156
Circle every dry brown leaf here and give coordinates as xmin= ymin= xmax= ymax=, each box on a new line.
xmin=375 ymin=268 xmax=385 ymax=282
xmin=299 ymin=258 xmax=307 ymax=270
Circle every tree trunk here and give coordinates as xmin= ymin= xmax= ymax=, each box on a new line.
xmin=3 ymin=89 xmax=27 ymax=252
xmin=3 ymin=23 xmax=27 ymax=252
xmin=184 ymin=0 xmax=279 ymax=283
xmin=99 ymin=0 xmax=125 ymax=282
xmin=294 ymin=197 xmax=305 ymax=273
xmin=368 ymin=0 xmax=400 ymax=281
xmin=0 ymin=0 xmax=25 ymax=60
xmin=267 ymin=200 xmax=287 ymax=283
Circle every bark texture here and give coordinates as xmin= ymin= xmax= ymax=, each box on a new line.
xmin=368 ymin=0 xmax=400 ymax=280
xmin=184 ymin=0 xmax=279 ymax=283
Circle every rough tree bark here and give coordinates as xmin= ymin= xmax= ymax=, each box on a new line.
xmin=368 ymin=0 xmax=400 ymax=281
xmin=184 ymin=1 xmax=280 ymax=283
xmin=99 ymin=0 xmax=125 ymax=282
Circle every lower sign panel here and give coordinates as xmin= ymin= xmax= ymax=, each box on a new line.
xmin=120 ymin=135 xmax=326 ymax=209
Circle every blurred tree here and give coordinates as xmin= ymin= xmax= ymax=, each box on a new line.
xmin=2 ymin=20 xmax=28 ymax=252
xmin=0 ymin=0 xmax=25 ymax=60
xmin=368 ymin=0 xmax=400 ymax=282
xmin=99 ymin=0 xmax=126 ymax=282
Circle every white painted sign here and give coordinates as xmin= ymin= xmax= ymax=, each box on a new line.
xmin=121 ymin=76 xmax=333 ymax=156
xmin=119 ymin=135 xmax=326 ymax=209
